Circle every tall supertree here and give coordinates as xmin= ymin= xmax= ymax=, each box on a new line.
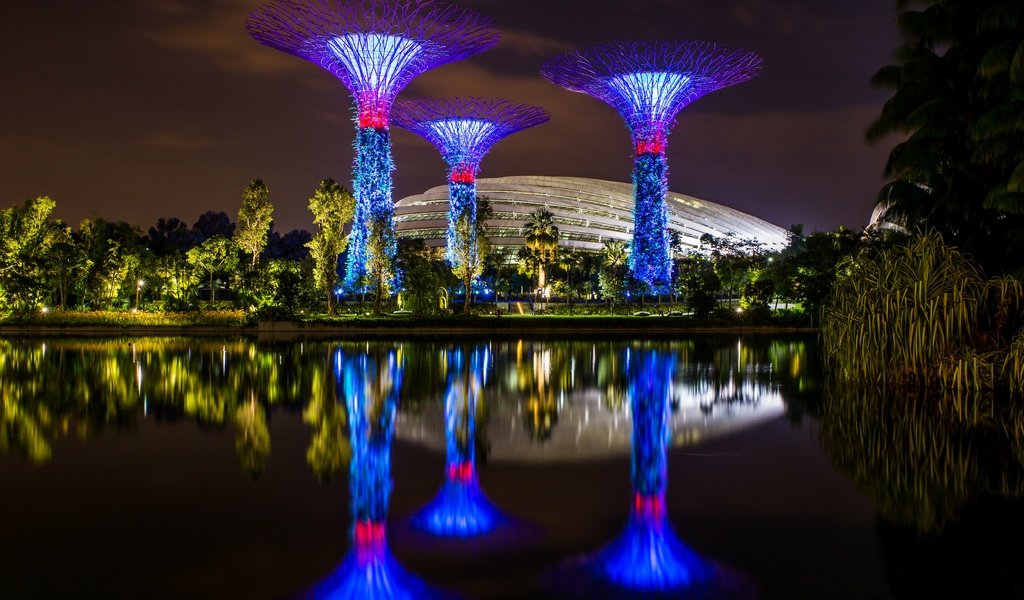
xmin=411 ymin=344 xmax=505 ymax=537
xmin=245 ymin=1 xmax=500 ymax=311
xmin=392 ymin=98 xmax=548 ymax=310
xmin=541 ymin=41 xmax=762 ymax=291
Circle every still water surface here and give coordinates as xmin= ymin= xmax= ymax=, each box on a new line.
xmin=0 ymin=335 xmax=1020 ymax=599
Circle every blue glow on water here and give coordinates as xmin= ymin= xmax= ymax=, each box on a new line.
xmin=593 ymin=505 xmax=711 ymax=591
xmin=311 ymin=547 xmax=430 ymax=600
xmin=309 ymin=347 xmax=439 ymax=599
xmin=412 ymin=474 xmax=503 ymax=537
xmin=412 ymin=345 xmax=505 ymax=537
xmin=584 ymin=347 xmax=714 ymax=593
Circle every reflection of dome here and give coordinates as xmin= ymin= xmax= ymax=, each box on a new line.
xmin=395 ymin=175 xmax=789 ymax=253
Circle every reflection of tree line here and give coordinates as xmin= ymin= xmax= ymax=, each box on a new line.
xmin=820 ymin=383 xmax=1024 ymax=597
xmin=0 ymin=338 xmax=337 ymax=479
xmin=821 ymin=383 xmax=1024 ymax=534
xmin=0 ymin=337 xmax=813 ymax=474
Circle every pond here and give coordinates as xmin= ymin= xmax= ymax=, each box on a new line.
xmin=0 ymin=335 xmax=1021 ymax=599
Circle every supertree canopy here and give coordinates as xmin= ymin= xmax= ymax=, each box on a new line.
xmin=392 ymin=98 xmax=549 ymax=273
xmin=410 ymin=344 xmax=505 ymax=537
xmin=245 ymin=1 xmax=500 ymax=295
xmin=541 ymin=41 xmax=762 ymax=290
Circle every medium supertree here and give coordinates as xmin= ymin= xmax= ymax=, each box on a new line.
xmin=392 ymin=98 xmax=548 ymax=310
xmin=411 ymin=344 xmax=505 ymax=537
xmin=245 ymin=1 xmax=500 ymax=311
xmin=306 ymin=346 xmax=446 ymax=599
xmin=541 ymin=41 xmax=762 ymax=291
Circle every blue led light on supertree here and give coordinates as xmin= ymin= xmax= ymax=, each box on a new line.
xmin=541 ymin=41 xmax=762 ymax=290
xmin=307 ymin=346 xmax=445 ymax=599
xmin=411 ymin=345 xmax=505 ymax=537
xmin=245 ymin=1 xmax=500 ymax=293
xmin=392 ymin=98 xmax=548 ymax=272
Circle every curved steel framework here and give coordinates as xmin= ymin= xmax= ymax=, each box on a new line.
xmin=392 ymin=97 xmax=548 ymax=270
xmin=541 ymin=41 xmax=762 ymax=290
xmin=245 ymin=0 xmax=500 ymax=291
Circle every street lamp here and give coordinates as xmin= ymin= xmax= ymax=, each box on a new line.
xmin=136 ymin=279 xmax=145 ymax=310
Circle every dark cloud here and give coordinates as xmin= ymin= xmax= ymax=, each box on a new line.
xmin=0 ymin=0 xmax=900 ymax=234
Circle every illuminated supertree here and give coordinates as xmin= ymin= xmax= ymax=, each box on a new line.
xmin=308 ymin=347 xmax=445 ymax=599
xmin=551 ymin=346 xmax=752 ymax=597
xmin=392 ymin=98 xmax=548 ymax=303
xmin=541 ymin=41 xmax=762 ymax=290
xmin=246 ymin=1 xmax=500 ymax=308
xmin=411 ymin=345 xmax=504 ymax=537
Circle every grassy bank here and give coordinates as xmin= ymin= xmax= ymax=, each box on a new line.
xmin=0 ymin=310 xmax=816 ymax=336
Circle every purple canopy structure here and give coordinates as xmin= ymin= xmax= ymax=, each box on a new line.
xmin=392 ymin=97 xmax=548 ymax=293
xmin=541 ymin=41 xmax=762 ymax=290
xmin=245 ymin=0 xmax=500 ymax=303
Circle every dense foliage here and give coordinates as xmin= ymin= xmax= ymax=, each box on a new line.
xmin=823 ymin=231 xmax=1024 ymax=401
xmin=870 ymin=0 xmax=1024 ymax=275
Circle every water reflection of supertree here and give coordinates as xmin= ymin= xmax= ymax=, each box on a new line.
xmin=412 ymin=345 xmax=504 ymax=537
xmin=310 ymin=346 xmax=441 ymax=599
xmin=553 ymin=346 xmax=750 ymax=598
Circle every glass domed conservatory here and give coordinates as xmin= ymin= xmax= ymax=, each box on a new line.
xmin=395 ymin=175 xmax=788 ymax=255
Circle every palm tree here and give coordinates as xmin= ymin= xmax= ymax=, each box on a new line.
xmin=522 ymin=208 xmax=559 ymax=298
xmin=599 ymin=240 xmax=629 ymax=308
xmin=557 ymin=250 xmax=583 ymax=312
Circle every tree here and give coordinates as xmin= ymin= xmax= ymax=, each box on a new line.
xmin=869 ymin=0 xmax=1024 ymax=274
xmin=155 ymin=253 xmax=199 ymax=308
xmin=0 ymin=196 xmax=61 ymax=313
xmin=192 ymin=211 xmax=235 ymax=244
xmin=306 ymin=179 xmax=355 ymax=315
xmin=44 ymin=225 xmax=89 ymax=309
xmin=598 ymin=240 xmax=630 ymax=306
xmin=523 ymin=208 xmax=559 ymax=290
xmin=397 ymin=240 xmax=444 ymax=315
xmin=451 ymin=197 xmax=493 ymax=312
xmin=234 ymin=179 xmax=274 ymax=269
xmin=187 ymin=235 xmax=238 ymax=304
xmin=147 ymin=217 xmax=196 ymax=256
xmin=78 ymin=219 xmax=145 ymax=309
xmin=791 ymin=228 xmax=860 ymax=319
xmin=676 ymin=254 xmax=720 ymax=318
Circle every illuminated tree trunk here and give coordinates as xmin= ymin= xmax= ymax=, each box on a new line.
xmin=346 ymin=126 xmax=396 ymax=305
xmin=631 ymin=147 xmax=672 ymax=290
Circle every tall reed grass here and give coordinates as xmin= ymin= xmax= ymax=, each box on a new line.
xmin=822 ymin=231 xmax=1024 ymax=398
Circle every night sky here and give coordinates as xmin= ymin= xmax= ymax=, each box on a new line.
xmin=0 ymin=0 xmax=900 ymax=236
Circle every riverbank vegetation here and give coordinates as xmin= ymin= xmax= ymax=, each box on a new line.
xmin=0 ymin=179 xmax=873 ymax=327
